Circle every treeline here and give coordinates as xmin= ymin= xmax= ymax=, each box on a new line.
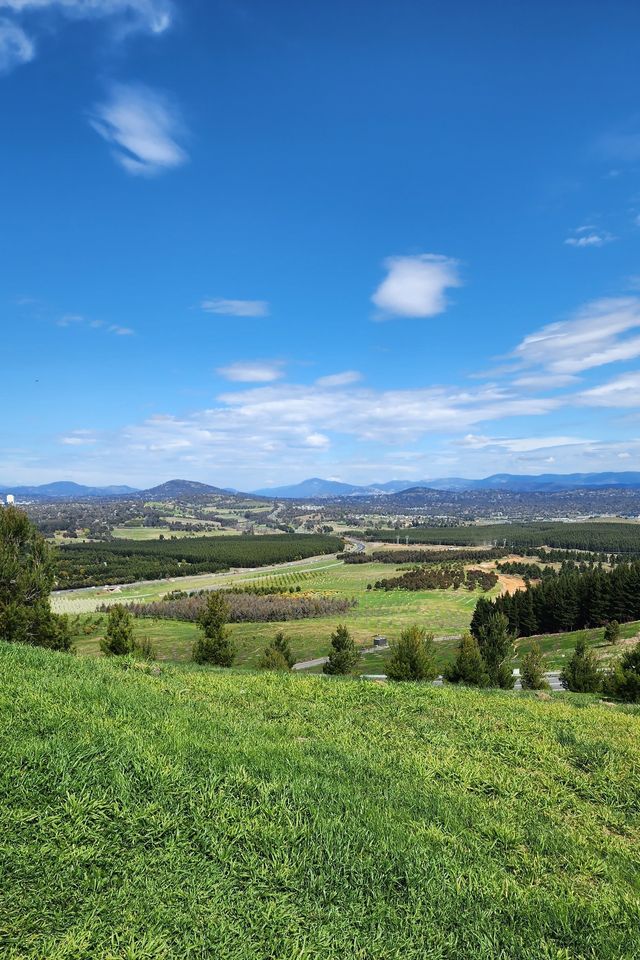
xmin=110 ymin=591 xmax=356 ymax=623
xmin=55 ymin=534 xmax=343 ymax=587
xmin=372 ymin=566 xmax=498 ymax=593
xmin=364 ymin=522 xmax=640 ymax=554
xmin=496 ymin=561 xmax=547 ymax=579
xmin=526 ymin=547 xmax=622 ymax=564
xmin=343 ymin=547 xmax=508 ymax=565
xmin=471 ymin=562 xmax=640 ymax=638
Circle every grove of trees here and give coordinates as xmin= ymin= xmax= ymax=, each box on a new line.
xmin=471 ymin=562 xmax=640 ymax=639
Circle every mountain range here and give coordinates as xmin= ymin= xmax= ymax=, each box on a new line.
xmin=5 ymin=472 xmax=640 ymax=501
xmin=251 ymin=472 xmax=640 ymax=498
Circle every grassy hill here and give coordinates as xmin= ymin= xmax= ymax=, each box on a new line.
xmin=1 ymin=644 xmax=639 ymax=959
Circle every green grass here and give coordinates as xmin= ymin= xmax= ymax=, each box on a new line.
xmin=62 ymin=561 xmax=495 ymax=669
xmin=111 ymin=526 xmax=204 ymax=540
xmin=517 ymin=621 xmax=640 ymax=669
xmin=1 ymin=642 xmax=639 ymax=959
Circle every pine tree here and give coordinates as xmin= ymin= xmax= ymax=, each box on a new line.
xmin=560 ymin=637 xmax=602 ymax=693
xmin=259 ymin=630 xmax=294 ymax=671
xmin=476 ymin=612 xmax=515 ymax=688
xmin=518 ymin=588 xmax=538 ymax=637
xmin=193 ymin=592 xmax=235 ymax=666
xmin=0 ymin=506 xmax=71 ymax=651
xmin=470 ymin=596 xmax=494 ymax=640
xmin=272 ymin=630 xmax=295 ymax=668
xmin=100 ymin=604 xmax=134 ymax=656
xmin=386 ymin=625 xmax=438 ymax=682
xmin=444 ymin=633 xmax=489 ymax=687
xmin=520 ymin=641 xmax=548 ymax=690
xmin=604 ymin=620 xmax=621 ymax=645
xmin=323 ymin=624 xmax=359 ymax=675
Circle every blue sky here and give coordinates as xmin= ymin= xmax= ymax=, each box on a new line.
xmin=1 ymin=0 xmax=640 ymax=490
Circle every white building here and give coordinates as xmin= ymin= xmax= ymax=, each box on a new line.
xmin=5 ymin=494 xmax=15 ymax=505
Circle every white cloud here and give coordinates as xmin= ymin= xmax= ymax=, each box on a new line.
xmin=458 ymin=434 xmax=590 ymax=454
xmin=216 ymin=360 xmax=285 ymax=383
xmin=578 ymin=372 xmax=640 ymax=408
xmin=89 ymin=83 xmax=187 ymax=176
xmin=371 ymin=253 xmax=461 ymax=318
xmin=0 ymin=16 xmax=33 ymax=71
xmin=512 ymin=373 xmax=579 ymax=390
xmin=56 ymin=314 xmax=135 ymax=335
xmin=61 ymin=430 xmax=96 ymax=446
xmin=564 ymin=232 xmax=614 ymax=248
xmin=304 ymin=432 xmax=330 ymax=449
xmin=513 ymin=297 xmax=640 ymax=375
xmin=315 ymin=370 xmax=362 ymax=387
xmin=0 ymin=0 xmax=172 ymax=35
xmin=201 ymin=299 xmax=269 ymax=318
xmin=108 ymin=324 xmax=134 ymax=335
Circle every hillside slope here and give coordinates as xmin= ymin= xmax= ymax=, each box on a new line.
xmin=1 ymin=644 xmax=639 ymax=959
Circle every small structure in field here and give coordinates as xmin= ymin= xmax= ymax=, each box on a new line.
xmin=372 ymin=635 xmax=389 ymax=648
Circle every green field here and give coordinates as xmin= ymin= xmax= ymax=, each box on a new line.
xmin=61 ymin=560 xmax=497 ymax=668
xmin=111 ymin=526 xmax=205 ymax=540
xmin=2 ymin=641 xmax=639 ymax=959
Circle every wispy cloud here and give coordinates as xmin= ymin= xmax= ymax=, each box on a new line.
xmin=564 ymin=230 xmax=615 ymax=248
xmin=0 ymin=16 xmax=33 ymax=72
xmin=216 ymin=360 xmax=285 ymax=383
xmin=56 ymin=314 xmax=135 ymax=335
xmin=0 ymin=0 xmax=172 ymax=74
xmin=371 ymin=253 xmax=462 ymax=319
xmin=458 ymin=434 xmax=590 ymax=454
xmin=0 ymin=0 xmax=173 ymax=35
xmin=578 ymin=372 xmax=640 ymax=408
xmin=60 ymin=430 xmax=97 ymax=446
xmin=315 ymin=371 xmax=362 ymax=387
xmin=89 ymin=83 xmax=188 ymax=176
xmin=512 ymin=297 xmax=640 ymax=375
xmin=201 ymin=299 xmax=269 ymax=317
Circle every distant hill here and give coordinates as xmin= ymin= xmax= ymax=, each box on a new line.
xmin=251 ymin=477 xmax=366 ymax=498
xmin=0 ymin=482 xmax=139 ymax=499
xmin=135 ymin=479 xmax=232 ymax=500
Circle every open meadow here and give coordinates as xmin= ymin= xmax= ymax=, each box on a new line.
xmin=57 ymin=557 xmax=501 ymax=669
xmin=2 ymin=641 xmax=639 ymax=960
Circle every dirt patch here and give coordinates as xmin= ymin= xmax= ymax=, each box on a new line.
xmin=496 ymin=573 xmax=527 ymax=595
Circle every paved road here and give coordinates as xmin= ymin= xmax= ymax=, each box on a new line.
xmin=293 ymin=636 xmax=461 ymax=671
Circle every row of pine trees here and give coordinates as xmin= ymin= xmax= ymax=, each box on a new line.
xmin=471 ymin=562 xmax=640 ymax=638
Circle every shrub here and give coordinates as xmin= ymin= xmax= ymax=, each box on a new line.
xmin=520 ymin=642 xmax=549 ymax=690
xmin=323 ymin=624 xmax=359 ymax=676
xmin=100 ymin=604 xmax=134 ymax=656
xmin=445 ymin=633 xmax=489 ymax=687
xmin=560 ymin=638 xmax=603 ymax=693
xmin=259 ymin=646 xmax=290 ymax=671
xmin=604 ymin=620 xmax=621 ymax=645
xmin=133 ymin=635 xmax=157 ymax=661
xmin=605 ymin=641 xmax=640 ymax=702
xmin=387 ymin=625 xmax=438 ymax=682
